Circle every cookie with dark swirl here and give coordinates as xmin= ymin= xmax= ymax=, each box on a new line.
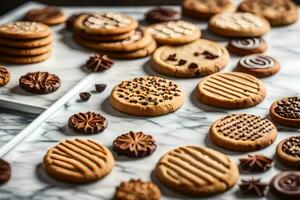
xmin=270 ymin=171 xmax=300 ymax=198
xmin=236 ymin=54 xmax=280 ymax=78
xmin=276 ymin=136 xmax=300 ymax=169
xmin=68 ymin=112 xmax=108 ymax=134
xmin=227 ymin=37 xmax=267 ymax=56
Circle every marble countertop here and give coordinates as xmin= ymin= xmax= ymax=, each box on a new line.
xmin=1 ymin=1 xmax=300 ymax=200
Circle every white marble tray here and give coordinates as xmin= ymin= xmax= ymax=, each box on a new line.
xmin=1 ymin=1 xmax=300 ymax=199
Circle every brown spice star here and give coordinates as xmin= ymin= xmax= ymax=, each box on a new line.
xmin=239 ymin=178 xmax=268 ymax=197
xmin=239 ymin=154 xmax=273 ymax=172
xmin=86 ymin=54 xmax=114 ymax=72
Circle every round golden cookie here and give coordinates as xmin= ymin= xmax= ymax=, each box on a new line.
xmin=0 ymin=51 xmax=51 ymax=64
xmin=270 ymin=97 xmax=300 ymax=127
xmin=0 ymin=43 xmax=52 ymax=56
xmin=43 ymin=138 xmax=115 ymax=183
xmin=0 ymin=34 xmax=52 ymax=48
xmin=210 ymin=114 xmax=278 ymax=151
xmin=151 ymin=39 xmax=229 ymax=78
xmin=0 ymin=21 xmax=51 ymax=40
xmin=236 ymin=54 xmax=280 ymax=78
xmin=77 ymin=30 xmax=134 ymax=42
xmin=196 ymin=72 xmax=266 ymax=108
xmin=74 ymin=28 xmax=152 ymax=52
xmin=0 ymin=66 xmax=10 ymax=87
xmin=276 ymin=136 xmax=300 ymax=169
xmin=147 ymin=20 xmax=201 ymax=45
xmin=209 ymin=12 xmax=270 ymax=37
xmin=110 ymin=76 xmax=185 ymax=116
xmin=74 ymin=13 xmax=138 ymax=36
xmin=238 ymin=0 xmax=298 ymax=26
xmin=182 ymin=0 xmax=236 ymax=19
xmin=155 ymin=146 xmax=239 ymax=196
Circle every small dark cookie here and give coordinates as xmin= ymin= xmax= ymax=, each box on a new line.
xmin=227 ymin=37 xmax=267 ymax=56
xmin=0 ymin=159 xmax=11 ymax=184
xmin=276 ymin=136 xmax=300 ymax=169
xmin=19 ymin=72 xmax=61 ymax=94
xmin=68 ymin=112 xmax=107 ymax=134
xmin=79 ymin=92 xmax=91 ymax=102
xmin=115 ymin=179 xmax=161 ymax=200
xmin=86 ymin=54 xmax=114 ymax=72
xmin=270 ymin=171 xmax=300 ymax=198
xmin=145 ymin=7 xmax=181 ymax=23
xmin=113 ymin=131 xmax=156 ymax=158
xmin=0 ymin=66 xmax=10 ymax=87
xmin=95 ymin=84 xmax=106 ymax=92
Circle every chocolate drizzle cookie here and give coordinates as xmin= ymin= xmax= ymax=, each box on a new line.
xmin=227 ymin=37 xmax=267 ymax=56
xmin=110 ymin=76 xmax=185 ymax=116
xmin=19 ymin=72 xmax=61 ymax=94
xmin=276 ymin=136 xmax=300 ymax=169
xmin=68 ymin=112 xmax=108 ymax=134
xmin=113 ymin=131 xmax=156 ymax=158
xmin=145 ymin=7 xmax=181 ymax=23
xmin=270 ymin=171 xmax=300 ymax=198
xmin=210 ymin=114 xmax=277 ymax=151
xmin=0 ymin=66 xmax=10 ymax=87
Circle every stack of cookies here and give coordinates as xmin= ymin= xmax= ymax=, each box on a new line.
xmin=73 ymin=12 xmax=157 ymax=59
xmin=0 ymin=21 xmax=52 ymax=64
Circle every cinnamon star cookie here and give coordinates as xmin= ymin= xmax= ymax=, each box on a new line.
xmin=151 ymin=39 xmax=229 ymax=78
xmin=196 ymin=72 xmax=266 ymax=108
xmin=43 ymin=139 xmax=114 ymax=183
xmin=236 ymin=54 xmax=280 ymax=78
xmin=182 ymin=0 xmax=236 ymax=19
xmin=239 ymin=0 xmax=298 ymax=26
xmin=276 ymin=136 xmax=300 ymax=169
xmin=115 ymin=179 xmax=161 ymax=200
xmin=209 ymin=12 xmax=270 ymax=37
xmin=113 ymin=131 xmax=156 ymax=158
xmin=227 ymin=37 xmax=267 ymax=56
xmin=0 ymin=66 xmax=10 ymax=87
xmin=155 ymin=146 xmax=239 ymax=196
xmin=270 ymin=171 xmax=300 ymax=198
xmin=270 ymin=97 xmax=300 ymax=127
xmin=19 ymin=71 xmax=60 ymax=94
xmin=68 ymin=112 xmax=108 ymax=134
xmin=0 ymin=159 xmax=11 ymax=184
xmin=148 ymin=20 xmax=200 ymax=45
xmin=210 ymin=114 xmax=277 ymax=151
xmin=110 ymin=76 xmax=185 ymax=116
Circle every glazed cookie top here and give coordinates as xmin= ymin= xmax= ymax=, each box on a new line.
xmin=0 ymin=21 xmax=51 ymax=39
xmin=270 ymin=171 xmax=300 ymax=197
xmin=74 ymin=13 xmax=138 ymax=35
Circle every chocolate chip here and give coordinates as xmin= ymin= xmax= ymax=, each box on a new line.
xmin=95 ymin=84 xmax=107 ymax=92
xmin=194 ymin=52 xmax=200 ymax=56
xmin=166 ymin=53 xmax=177 ymax=61
xmin=188 ymin=63 xmax=198 ymax=69
xmin=79 ymin=92 xmax=91 ymax=101
xmin=202 ymin=51 xmax=219 ymax=60
xmin=178 ymin=59 xmax=187 ymax=66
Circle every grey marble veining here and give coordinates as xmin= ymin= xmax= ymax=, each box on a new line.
xmin=1 ymin=1 xmax=300 ymax=200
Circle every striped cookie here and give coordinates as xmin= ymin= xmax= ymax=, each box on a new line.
xmin=43 ymin=139 xmax=114 ymax=183
xmin=196 ymin=72 xmax=266 ymax=108
xmin=210 ymin=114 xmax=277 ymax=151
xmin=155 ymin=146 xmax=239 ymax=196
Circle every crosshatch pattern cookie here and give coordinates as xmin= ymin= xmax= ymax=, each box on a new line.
xmin=227 ymin=37 xmax=268 ymax=56
xmin=43 ymin=139 xmax=115 ymax=183
xmin=148 ymin=20 xmax=200 ymax=45
xmin=113 ymin=131 xmax=157 ymax=158
xmin=182 ymin=0 xmax=236 ymax=19
xmin=155 ymin=146 xmax=239 ymax=196
xmin=196 ymin=72 xmax=266 ymax=108
xmin=209 ymin=12 xmax=270 ymax=37
xmin=238 ymin=0 xmax=298 ymax=26
xmin=276 ymin=136 xmax=300 ymax=169
xmin=0 ymin=66 xmax=10 ymax=87
xmin=68 ymin=112 xmax=108 ymax=134
xmin=210 ymin=114 xmax=278 ymax=151
xmin=236 ymin=54 xmax=280 ymax=78
xmin=110 ymin=76 xmax=185 ymax=116
xmin=151 ymin=39 xmax=229 ymax=78
xmin=74 ymin=13 xmax=138 ymax=36
xmin=270 ymin=171 xmax=300 ymax=198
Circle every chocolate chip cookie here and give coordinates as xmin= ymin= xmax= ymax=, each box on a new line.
xmin=276 ymin=136 xmax=300 ymax=169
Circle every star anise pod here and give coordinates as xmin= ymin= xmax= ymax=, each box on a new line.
xmin=239 ymin=154 xmax=273 ymax=172
xmin=239 ymin=178 xmax=268 ymax=197
xmin=86 ymin=54 xmax=114 ymax=72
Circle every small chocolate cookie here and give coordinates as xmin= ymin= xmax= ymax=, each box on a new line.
xmin=270 ymin=97 xmax=300 ymax=127
xmin=276 ymin=136 xmax=300 ymax=169
xmin=0 ymin=159 xmax=11 ymax=184
xmin=113 ymin=131 xmax=157 ymax=158
xmin=236 ymin=54 xmax=280 ymax=78
xmin=145 ymin=7 xmax=181 ymax=23
xmin=115 ymin=179 xmax=161 ymax=200
xmin=86 ymin=54 xmax=114 ymax=72
xmin=68 ymin=112 xmax=108 ymax=134
xmin=270 ymin=171 xmax=300 ymax=198
xmin=227 ymin=37 xmax=268 ymax=56
xmin=19 ymin=72 xmax=60 ymax=94
xmin=25 ymin=6 xmax=67 ymax=26
xmin=0 ymin=66 xmax=10 ymax=87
